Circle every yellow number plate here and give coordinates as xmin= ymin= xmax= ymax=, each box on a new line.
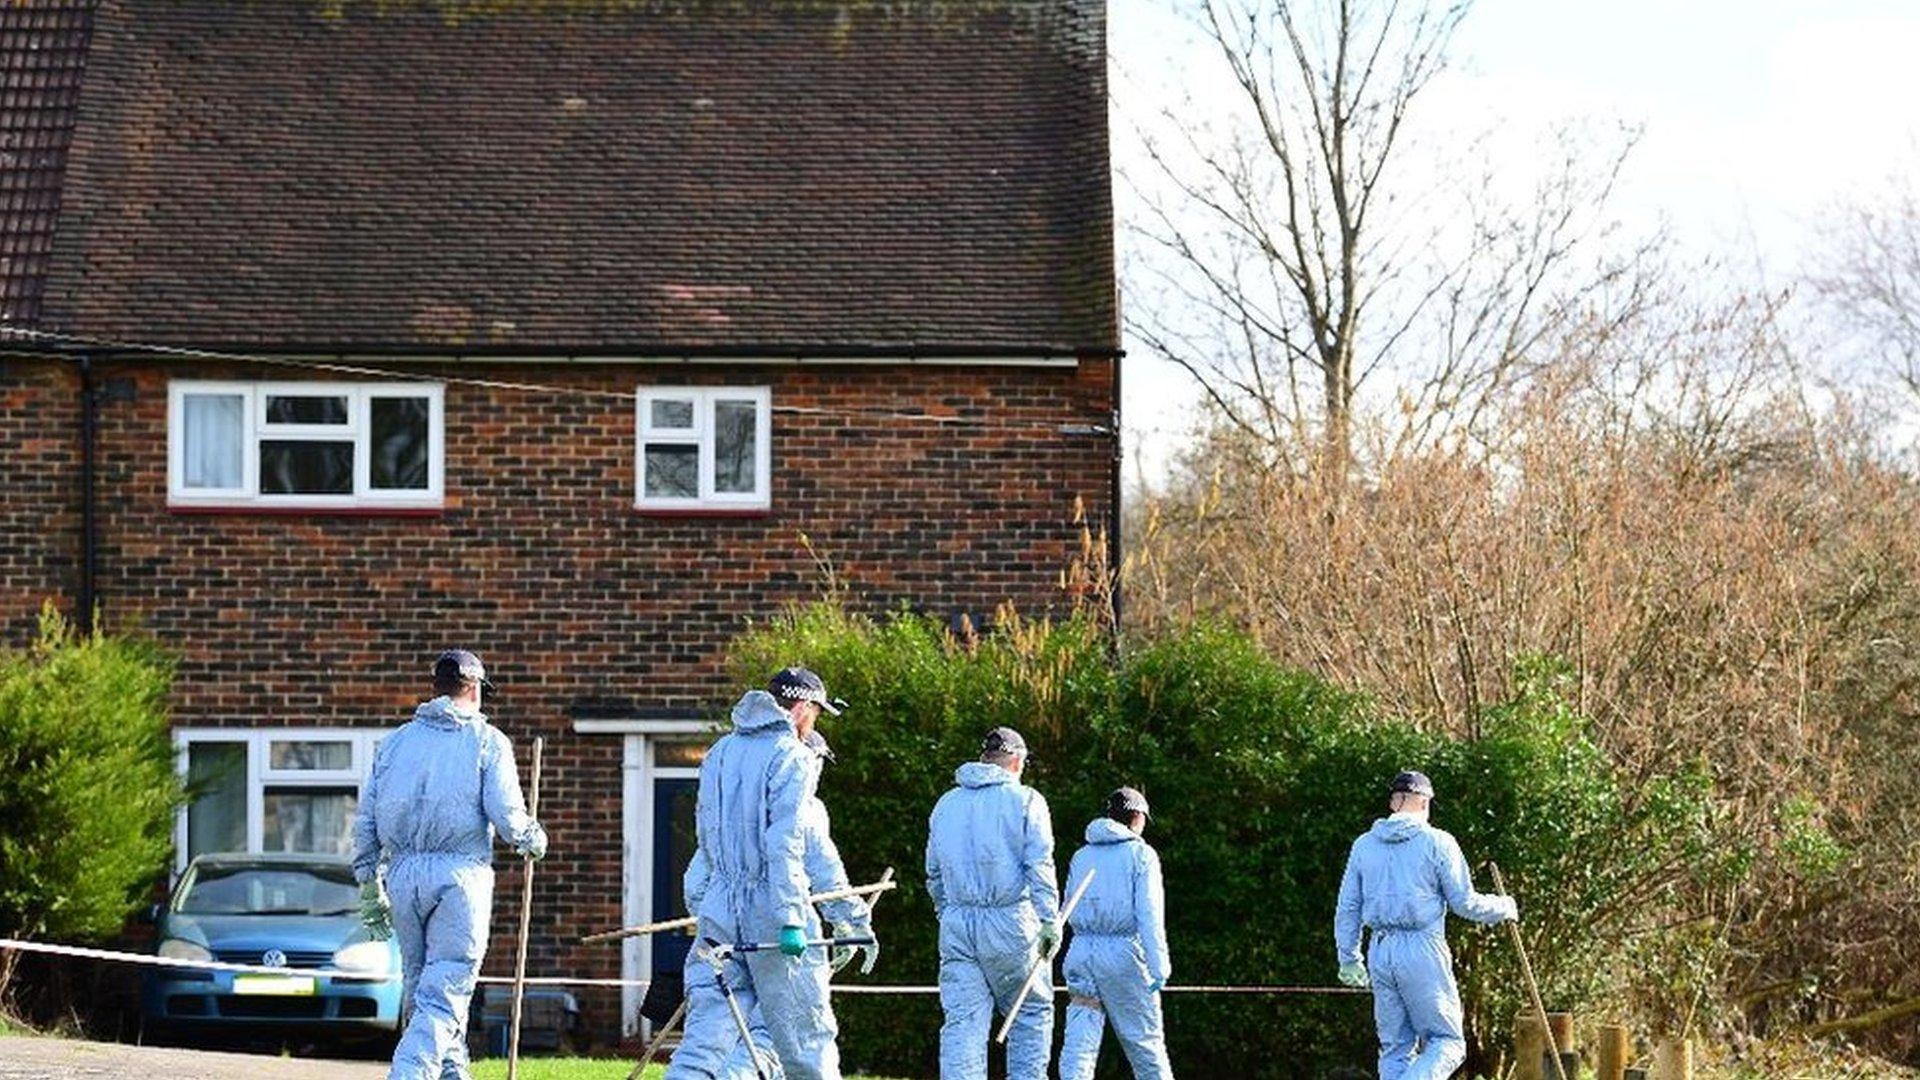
xmin=232 ymin=975 xmax=317 ymax=996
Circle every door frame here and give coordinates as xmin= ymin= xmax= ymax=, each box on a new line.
xmin=590 ymin=720 xmax=714 ymax=1037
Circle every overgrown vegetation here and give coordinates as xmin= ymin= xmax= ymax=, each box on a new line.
xmin=0 ymin=607 xmax=181 ymax=1010
xmin=732 ymin=604 xmax=1731 ymax=1076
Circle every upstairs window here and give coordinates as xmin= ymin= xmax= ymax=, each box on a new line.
xmin=635 ymin=387 xmax=771 ymax=511
xmin=168 ymin=381 xmax=444 ymax=509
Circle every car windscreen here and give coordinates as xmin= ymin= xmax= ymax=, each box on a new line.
xmin=174 ymin=864 xmax=359 ymax=916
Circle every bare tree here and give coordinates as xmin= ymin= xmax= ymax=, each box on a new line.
xmin=1125 ymin=0 xmax=1638 ymax=476
xmin=1812 ymin=176 xmax=1920 ymax=395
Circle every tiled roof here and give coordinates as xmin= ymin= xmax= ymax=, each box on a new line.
xmin=0 ymin=2 xmax=93 ymax=327
xmin=9 ymin=0 xmax=1116 ymax=354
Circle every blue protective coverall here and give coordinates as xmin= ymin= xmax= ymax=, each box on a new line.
xmin=708 ymin=752 xmax=869 ymax=1080
xmin=1334 ymin=814 xmax=1515 ymax=1080
xmin=350 ymin=696 xmax=546 ymax=1080
xmin=925 ymin=761 xmax=1059 ymax=1080
xmin=665 ymin=691 xmax=839 ymax=1080
xmin=1058 ymin=817 xmax=1173 ymax=1080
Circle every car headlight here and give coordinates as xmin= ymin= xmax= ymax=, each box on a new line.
xmin=157 ymin=938 xmax=212 ymax=964
xmin=332 ymin=940 xmax=393 ymax=974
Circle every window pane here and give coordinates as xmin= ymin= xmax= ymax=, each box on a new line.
xmin=369 ymin=397 xmax=430 ymax=490
xmin=182 ymin=394 xmax=245 ymax=490
xmin=653 ymin=738 xmax=711 ymax=768
xmin=186 ymin=742 xmax=247 ymax=860
xmin=650 ymin=398 xmax=695 ymax=429
xmin=644 ymin=444 xmax=698 ymax=499
xmin=263 ymin=786 xmax=357 ymax=856
xmin=265 ymin=395 xmax=348 ymax=425
xmin=260 ymin=441 xmax=354 ymax=495
xmin=713 ymin=400 xmax=758 ymax=494
xmin=269 ymin=740 xmax=352 ymax=771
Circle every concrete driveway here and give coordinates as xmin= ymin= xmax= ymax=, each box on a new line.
xmin=0 ymin=1036 xmax=386 ymax=1079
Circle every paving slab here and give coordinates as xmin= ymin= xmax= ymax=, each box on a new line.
xmin=0 ymin=1036 xmax=386 ymax=1080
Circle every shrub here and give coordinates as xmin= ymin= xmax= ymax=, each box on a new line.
xmin=0 ymin=606 xmax=182 ymax=999
xmin=730 ymin=605 xmax=1734 ymax=1076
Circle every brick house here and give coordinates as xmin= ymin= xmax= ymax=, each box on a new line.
xmin=0 ymin=0 xmax=1116 ymax=1041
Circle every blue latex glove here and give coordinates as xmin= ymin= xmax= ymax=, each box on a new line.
xmin=1338 ymin=961 xmax=1370 ymax=989
xmin=778 ymin=925 xmax=807 ymax=958
xmin=1146 ymin=977 xmax=1165 ymax=994
xmin=358 ymin=881 xmax=392 ymax=942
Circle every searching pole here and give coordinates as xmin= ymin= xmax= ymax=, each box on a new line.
xmin=1490 ymin=863 xmax=1568 ymax=1080
xmin=507 ymin=736 xmax=545 ymax=1080
xmin=996 ymin=869 xmax=1095 ymax=1045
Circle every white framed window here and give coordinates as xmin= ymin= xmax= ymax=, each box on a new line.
xmin=172 ymin=729 xmax=384 ymax=874
xmin=635 ymin=386 xmax=772 ymax=510
xmin=168 ymin=381 xmax=445 ymax=509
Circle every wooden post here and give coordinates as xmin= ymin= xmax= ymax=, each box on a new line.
xmin=1514 ymin=1010 xmax=1547 ymax=1080
xmin=1653 ymin=1037 xmax=1692 ymax=1080
xmin=506 ymin=736 xmax=545 ymax=1080
xmin=1596 ymin=1024 xmax=1630 ymax=1080
xmin=1546 ymin=1012 xmax=1574 ymax=1051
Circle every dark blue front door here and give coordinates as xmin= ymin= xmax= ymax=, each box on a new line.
xmin=651 ymin=777 xmax=699 ymax=977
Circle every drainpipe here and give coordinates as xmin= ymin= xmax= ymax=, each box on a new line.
xmin=1109 ymin=353 xmax=1123 ymax=633
xmin=78 ymin=354 xmax=96 ymax=634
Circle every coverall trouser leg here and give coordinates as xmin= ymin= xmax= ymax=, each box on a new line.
xmin=1369 ymin=931 xmax=1465 ymax=1080
xmin=387 ymin=859 xmax=492 ymax=1080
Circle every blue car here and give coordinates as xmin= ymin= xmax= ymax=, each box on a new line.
xmin=141 ymin=852 xmax=402 ymax=1041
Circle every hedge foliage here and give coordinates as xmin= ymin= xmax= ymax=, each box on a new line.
xmin=0 ymin=607 xmax=182 ymax=952
xmin=730 ymin=605 xmax=1741 ymax=1077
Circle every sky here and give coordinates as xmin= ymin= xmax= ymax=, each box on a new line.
xmin=1110 ymin=0 xmax=1920 ymax=483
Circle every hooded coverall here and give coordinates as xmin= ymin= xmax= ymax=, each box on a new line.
xmin=1334 ymin=815 xmax=1515 ymax=1080
xmin=711 ymin=746 xmax=869 ymax=1080
xmin=925 ymin=761 xmax=1059 ymax=1080
xmin=350 ymin=696 xmax=546 ymax=1080
xmin=1058 ymin=817 xmax=1173 ymax=1080
xmin=666 ymin=691 xmax=840 ymax=1080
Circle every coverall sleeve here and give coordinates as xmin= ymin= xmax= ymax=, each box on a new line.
xmin=924 ymin=805 xmax=946 ymax=918
xmin=1023 ymin=790 xmax=1060 ymax=924
xmin=683 ymin=844 xmax=711 ymax=914
xmin=480 ymin=729 xmax=546 ymax=853
xmin=1136 ymin=846 xmax=1172 ymax=984
xmin=762 ymin=744 xmax=816 ymax=929
xmin=806 ymin=799 xmax=868 ymax=926
xmin=1436 ymin=832 xmax=1510 ymax=924
xmin=1334 ymin=839 xmax=1366 ymax=965
xmin=349 ymin=741 xmax=386 ymax=884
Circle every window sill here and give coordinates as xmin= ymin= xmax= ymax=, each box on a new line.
xmin=168 ymin=504 xmax=444 ymax=518
xmin=634 ymin=507 xmax=773 ymax=519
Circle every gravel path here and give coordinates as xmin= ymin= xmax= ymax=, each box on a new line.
xmin=0 ymin=1036 xmax=386 ymax=1080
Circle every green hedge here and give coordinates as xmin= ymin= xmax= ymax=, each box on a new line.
xmin=0 ymin=607 xmax=181 ymax=954
xmin=730 ymin=606 xmax=1734 ymax=1077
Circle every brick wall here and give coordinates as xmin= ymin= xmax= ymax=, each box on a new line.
xmin=0 ymin=354 xmax=1117 ymax=1040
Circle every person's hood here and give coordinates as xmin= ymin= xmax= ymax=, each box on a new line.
xmin=414 ymin=696 xmax=485 ymax=730
xmin=955 ymin=760 xmax=1016 ymax=788
xmin=732 ymin=690 xmax=796 ymax=735
xmin=1369 ymin=815 xmax=1429 ymax=844
xmin=1084 ymin=817 xmax=1138 ymax=845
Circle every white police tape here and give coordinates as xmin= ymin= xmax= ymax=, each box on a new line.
xmin=0 ymin=936 xmax=396 ymax=982
xmin=0 ymin=937 xmax=1365 ymax=995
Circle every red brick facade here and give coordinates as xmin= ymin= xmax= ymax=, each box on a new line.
xmin=0 ymin=353 xmax=1117 ymax=1036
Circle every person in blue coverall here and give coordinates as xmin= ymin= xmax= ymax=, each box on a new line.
xmin=350 ymin=650 xmax=547 ymax=1080
xmin=666 ymin=667 xmax=847 ymax=1080
xmin=925 ymin=726 xmax=1060 ymax=1080
xmin=1058 ymin=787 xmax=1172 ymax=1080
xmin=1334 ymin=771 xmax=1516 ymax=1080
xmin=710 ymin=730 xmax=877 ymax=1080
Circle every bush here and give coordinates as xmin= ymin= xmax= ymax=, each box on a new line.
xmin=0 ymin=606 xmax=182 ymax=999
xmin=731 ymin=605 xmax=1736 ymax=1077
